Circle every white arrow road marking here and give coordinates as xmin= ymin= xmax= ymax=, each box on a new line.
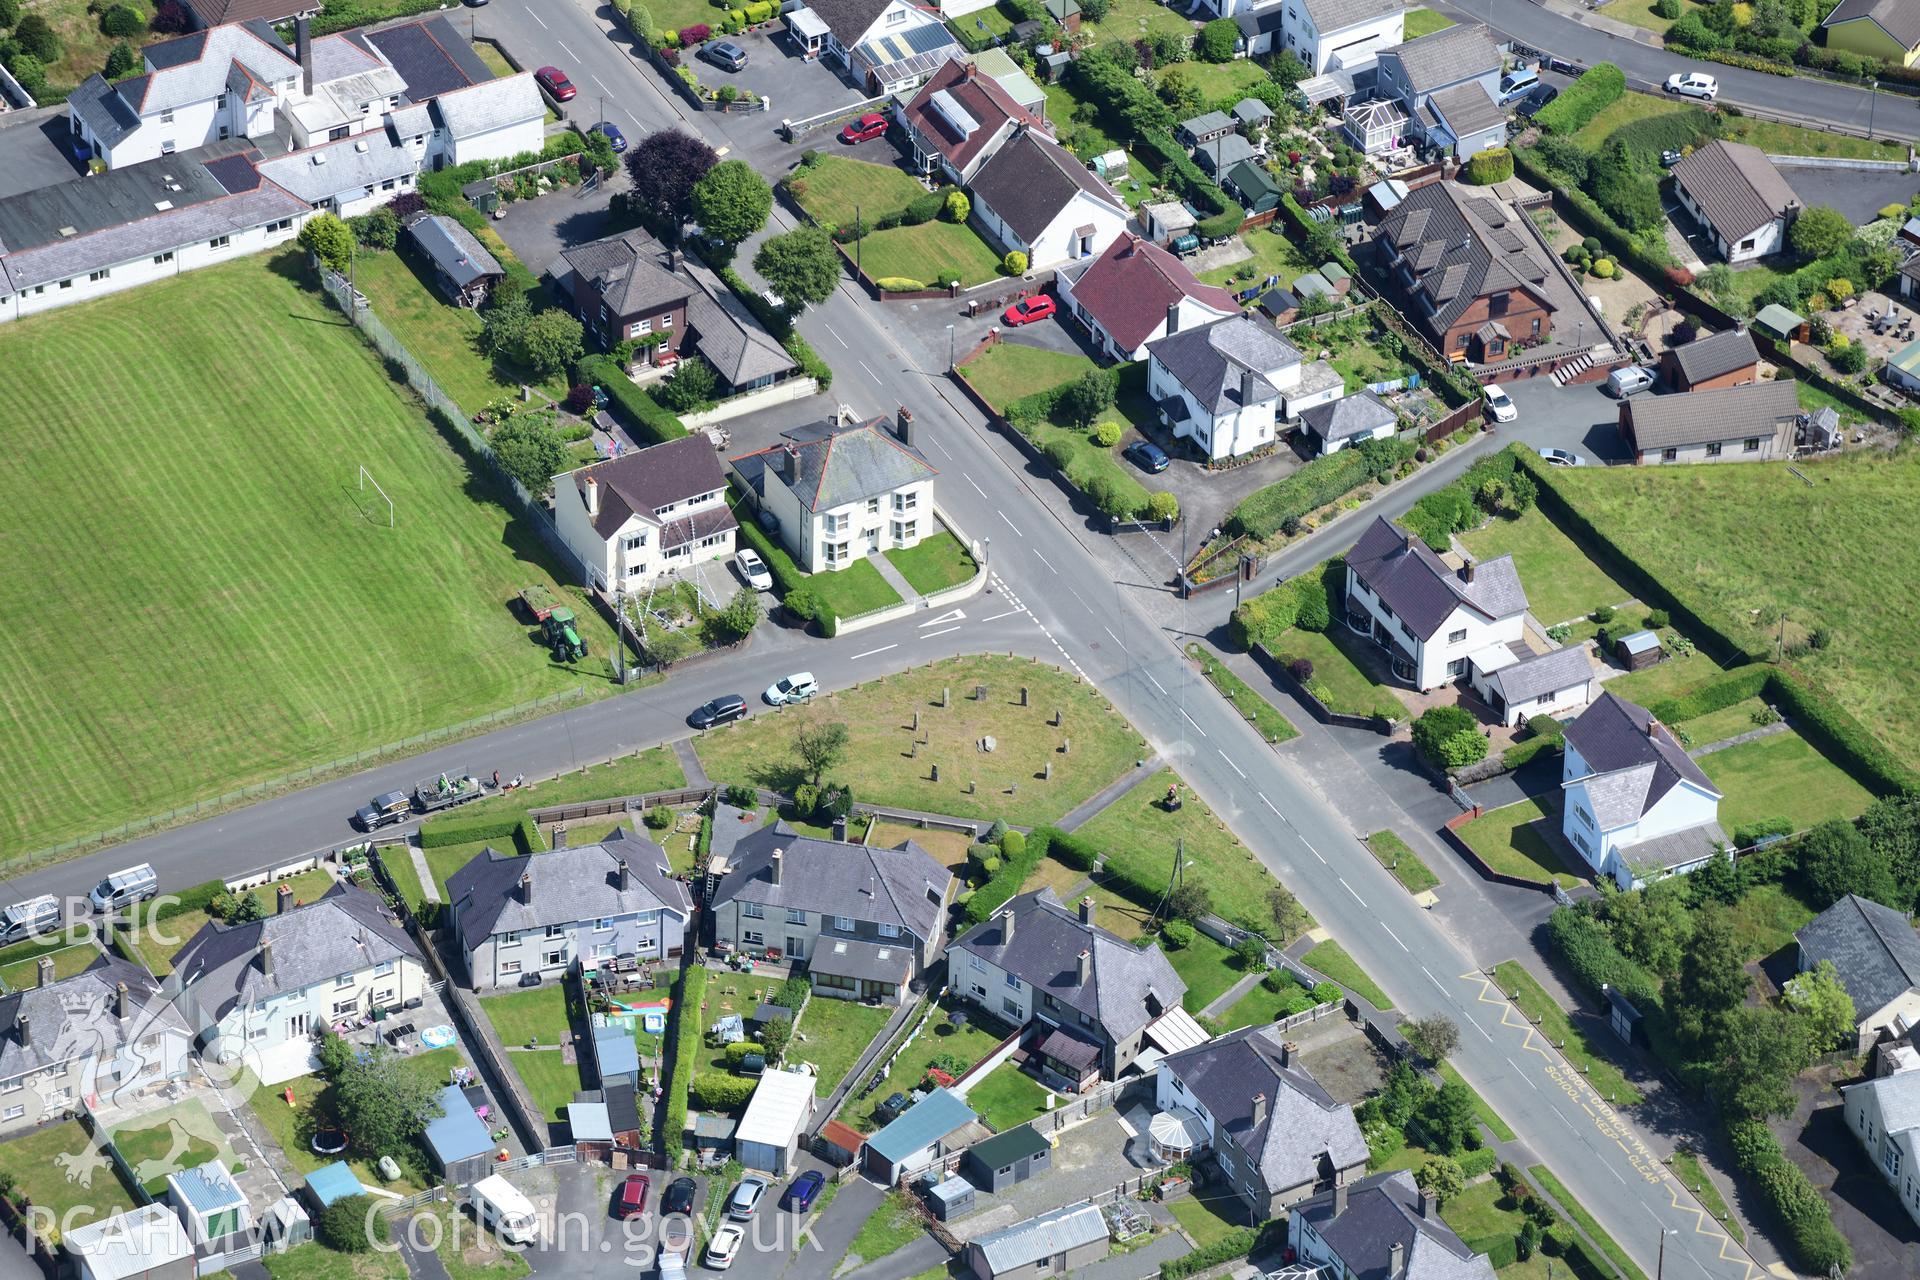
xmin=919 ymin=609 xmax=966 ymax=627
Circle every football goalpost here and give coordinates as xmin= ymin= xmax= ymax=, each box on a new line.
xmin=358 ymin=465 xmax=394 ymax=528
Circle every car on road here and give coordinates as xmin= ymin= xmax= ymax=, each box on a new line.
xmin=661 ymin=1177 xmax=698 ymax=1218
xmin=591 ymin=121 xmax=627 ymax=153
xmin=613 ymin=1173 xmax=651 ymax=1219
xmin=0 ymin=896 xmax=60 ymax=947
xmin=782 ymin=1171 xmax=825 ymax=1212
xmin=689 ymin=694 xmax=748 ymax=730
xmin=462 ymin=0 xmax=487 ymax=6
xmin=1664 ymin=72 xmax=1717 ymax=100
xmin=1482 ymin=384 xmax=1517 ymax=423
xmin=1515 ymin=83 xmax=1558 ymax=119
xmin=1498 ymin=66 xmax=1539 ymax=103
xmin=1537 ymin=447 xmax=1587 ymax=467
xmin=534 ymin=66 xmax=576 ymax=101
xmin=354 ymin=790 xmax=413 ymax=831
xmin=1122 ymin=439 xmax=1171 ymax=473
xmin=727 ymin=1176 xmax=769 ymax=1221
xmin=1607 ymin=365 xmax=1656 ymax=398
xmin=702 ymin=40 xmax=749 ymax=72
xmin=839 ymin=113 xmax=888 ymax=144
xmin=763 ymin=672 xmax=818 ymax=706
xmin=1002 ymin=294 xmax=1055 ymax=326
xmin=705 ymin=1224 xmax=743 ymax=1270
xmin=89 ymin=863 xmax=158 ymax=913
xmin=736 ymin=547 xmax=773 ymax=591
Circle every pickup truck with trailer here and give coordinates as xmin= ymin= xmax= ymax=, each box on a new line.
xmin=414 ymin=771 xmax=487 ymax=814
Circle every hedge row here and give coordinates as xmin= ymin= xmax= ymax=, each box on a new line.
xmin=1545 ymin=907 xmax=1678 ymax=1062
xmin=662 ymin=962 xmax=708 ymax=1165
xmin=1646 ymin=667 xmax=1771 ymax=725
xmin=689 ymin=1071 xmax=757 ymax=1111
xmin=964 ymin=828 xmax=1052 ymax=924
xmin=727 ymin=496 xmax=836 ymax=631
xmin=1457 ymin=1146 xmax=1499 ymax=1179
xmin=419 ymin=814 xmax=542 ymax=852
xmin=1511 ymin=146 xmax=1677 ymax=285
xmin=1228 ymin=446 xmax=1377 ymax=539
xmin=1764 ymin=665 xmax=1919 ymax=798
xmin=1159 ymin=1221 xmax=1283 ymax=1280
xmin=577 ymin=354 xmax=690 ymax=446
xmin=1044 ymin=825 xmax=1097 ymax=872
xmin=1728 ymin=1120 xmax=1852 ymax=1274
xmin=1533 ymin=63 xmax=1624 ymax=136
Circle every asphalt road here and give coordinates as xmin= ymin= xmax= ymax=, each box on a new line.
xmin=0 ymin=4 xmax=1788 ymax=1276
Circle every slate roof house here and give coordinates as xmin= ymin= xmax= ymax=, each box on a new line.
xmin=1797 ymin=894 xmax=1920 ymax=1053
xmin=965 ymin=1203 xmax=1109 ymax=1280
xmin=1291 ymin=1169 xmax=1499 ymax=1280
xmin=1147 ymin=313 xmax=1345 ymax=461
xmin=1155 ymin=1025 xmax=1367 ymax=1220
xmin=0 ymin=955 xmax=192 ymax=1136
xmin=707 ymin=823 xmax=953 ymax=1003
xmin=1376 ymin=24 xmax=1505 ymax=159
xmin=446 ymin=831 xmax=693 ymax=991
xmin=897 ymin=58 xmax=1040 ymax=185
xmin=1372 ymin=181 xmax=1587 ymax=363
xmin=1841 ymin=1063 xmax=1920 ymax=1228
xmin=1560 ymin=691 xmax=1725 ymax=889
xmin=731 ymin=411 xmax=938 ymax=574
xmin=1466 ymin=644 xmax=1596 ymax=727
xmin=1821 ymin=0 xmax=1920 ymax=69
xmin=968 ymin=127 xmax=1129 ymax=271
xmin=1619 ymin=378 xmax=1800 ymax=465
xmin=405 ymin=212 xmax=502 ymax=307
xmin=1343 ymin=515 xmax=1528 ymax=692
xmin=949 ymin=889 xmax=1190 ymax=1088
xmin=184 ymin=0 xmax=319 ymax=26
xmin=172 ymin=882 xmax=427 ymax=1083
xmin=793 ymin=0 xmax=960 ymax=92
xmin=553 ymin=433 xmax=738 ymax=593
xmin=1670 ymin=141 xmax=1802 ymax=264
xmin=1057 ymin=233 xmax=1240 ymax=362
xmin=1298 ymin=389 xmax=1397 ymax=455
xmin=1660 ymin=326 xmax=1761 ymax=392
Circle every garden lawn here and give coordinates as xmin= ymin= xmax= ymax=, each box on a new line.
xmin=264 ymin=1243 xmax=407 ymax=1280
xmin=1571 ymin=91 xmax=1904 ymax=163
xmin=1304 ymin=940 xmax=1392 ymax=1010
xmin=411 ymin=1199 xmax=532 ymax=1280
xmin=511 ymin=1049 xmax=583 ymax=1121
xmin=793 ymin=997 xmax=893 ymax=1092
xmin=1020 ymin=853 xmax=1090 ymax=900
xmin=1700 ymin=260 xmax=1797 ymax=319
xmin=378 ymin=847 xmax=429 ymax=918
xmin=1673 ymin=695 xmax=1771 ymax=749
xmin=1587 ymin=0 xmax=1673 ymax=33
xmin=1025 ymin=415 xmax=1154 ymax=516
xmin=959 ymin=342 xmax=1095 ymax=411
xmin=695 ymin=655 xmax=1144 ymax=829
xmin=1199 ymin=222 xmax=1317 ymax=292
xmin=1169 ymin=1192 xmax=1246 ymax=1246
xmin=1076 ymin=882 xmax=1156 ymax=939
xmin=1456 ymin=796 xmax=1581 ymax=889
xmin=1795 ymin=380 xmax=1870 ymax=427
xmin=1191 ymin=644 xmax=1298 ymax=743
xmin=1403 ymin=7 xmax=1453 ymax=36
xmin=0 ymin=253 xmax=615 ymax=857
xmin=470 ymin=40 xmax=517 ymax=80
xmin=856 ymin=221 xmax=1005 ymax=288
xmin=788 ymin=156 xmax=928 ymax=231
xmin=1079 ymin=768 xmax=1312 ymax=940
xmin=1543 ymin=453 xmax=1920 ymax=774
xmin=964 ymin=1062 xmax=1054 ymax=1131
xmin=1669 ymin=1151 xmax=1743 ymax=1242
xmin=806 ymin=558 xmax=902 ymax=620
xmin=480 ymin=984 xmax=574 ymax=1048
xmin=885 ymin=532 xmax=978 ymax=594
xmin=1218 ymin=972 xmax=1327 ymax=1031
xmin=110 ymin=1098 xmax=238 ymax=1194
xmin=872 ymin=820 xmax=974 ymax=875
xmin=843 ymin=1189 xmax=927 ymax=1268
xmin=0 ymin=942 xmax=100 ymax=992
xmin=0 ymin=1121 xmax=135 ymax=1238
xmin=1266 ymin=628 xmax=1408 ymax=722
xmin=850 ymin=1003 xmax=1002 ymax=1131
xmin=1164 ymin=930 xmax=1250 ymax=1011
xmin=246 ymin=1047 xmax=464 ymax=1191
xmin=1700 ymin=730 xmax=1875 ymax=836
xmin=1493 ymin=961 xmax=1643 ymax=1107
xmin=1458 ymin=508 xmax=1635 ymax=627
xmin=1722 ymin=881 xmax=1818 ymax=962
xmin=1603 ymin=647 xmax=1729 ymax=706
xmin=1163 ymin=58 xmax=1268 ymax=105
xmin=1439 ymin=1177 xmax=1525 ymax=1247
xmin=1366 ymin=830 xmax=1440 ymax=896
xmin=1080 ymin=0 xmax=1198 ymax=43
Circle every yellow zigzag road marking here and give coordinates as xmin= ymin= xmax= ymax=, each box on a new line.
xmin=1458 ymin=970 xmax=1762 ymax=1280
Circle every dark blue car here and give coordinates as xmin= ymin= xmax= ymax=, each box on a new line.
xmin=782 ymin=1171 xmax=825 ymax=1212
xmin=591 ymin=121 xmax=628 ymax=153
xmin=1123 ymin=439 xmax=1171 ymax=473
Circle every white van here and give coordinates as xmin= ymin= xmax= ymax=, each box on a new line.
xmin=469 ymin=1175 xmax=539 ymax=1245
xmin=1607 ymin=365 xmax=1656 ymax=398
xmin=0 ymin=896 xmax=61 ymax=947
xmin=89 ymin=864 xmax=159 ymax=913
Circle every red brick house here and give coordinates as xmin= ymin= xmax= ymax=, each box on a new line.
xmin=1658 ymin=327 xmax=1761 ymax=392
xmin=548 ymin=230 xmax=693 ymax=365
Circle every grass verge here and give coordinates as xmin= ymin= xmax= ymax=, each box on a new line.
xmin=1669 ymin=1150 xmax=1743 ymax=1242
xmin=1493 ymin=961 xmax=1643 ymax=1107
xmin=1304 ymin=940 xmax=1392 ymax=1010
xmin=1190 ymin=645 xmax=1299 ymax=743
xmin=1529 ymin=1164 xmax=1653 ymax=1280
xmin=1366 ymin=830 xmax=1440 ymax=896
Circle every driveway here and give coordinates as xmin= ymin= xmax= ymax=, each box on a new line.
xmin=1776 ymin=1065 xmax=1920 ymax=1280
xmin=1498 ymin=377 xmax=1632 ymax=465
xmin=945 ymin=1111 xmax=1158 ymax=1243
xmin=700 ymin=28 xmax=870 ymax=173
xmin=490 ymin=175 xmax=628 ymax=282
xmin=0 ymin=109 xmax=85 ymax=199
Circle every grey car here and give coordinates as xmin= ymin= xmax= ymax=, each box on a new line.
xmin=702 ymin=40 xmax=749 ymax=72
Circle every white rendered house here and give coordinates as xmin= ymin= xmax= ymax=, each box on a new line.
xmin=1341 ymin=516 xmax=1527 ymax=691
xmin=1560 ymin=692 xmax=1726 ymax=889
xmin=553 ymin=434 xmax=739 ymax=592
xmin=1842 ymin=1064 xmax=1920 ymax=1227
xmin=731 ymin=411 xmax=937 ymax=574
xmin=1058 ymin=234 xmax=1240 ymax=363
xmin=1147 ymin=314 xmax=1345 ymax=461
xmin=968 ymin=128 xmax=1129 ymax=272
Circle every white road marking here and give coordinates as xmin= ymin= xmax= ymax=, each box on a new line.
xmin=1338 ymin=876 xmax=1365 ymax=907
xmin=1145 ymin=672 xmax=1167 ymax=695
xmin=1180 ymin=709 xmax=1208 ymax=737
xmin=858 ymin=359 xmax=881 ymax=383
xmin=557 ymin=40 xmax=579 ymax=60
xmin=998 ymin=510 xmax=1022 ymax=534
xmin=980 ymin=608 xmax=1025 ymax=622
xmin=921 ymin=626 xmax=961 ymax=639
xmin=823 ymin=324 xmax=847 ymax=348
xmin=528 ymin=7 xmax=547 ymax=24
xmin=924 ymin=434 xmax=950 ymax=458
xmin=1421 ymin=966 xmax=1447 ymax=993
xmin=1300 ymin=837 xmax=1324 ymax=863
xmin=850 ymin=644 xmax=897 ymax=659
xmin=592 ymin=75 xmax=612 ymax=94
xmin=1382 ymin=924 xmax=1407 ymax=952
xmin=1260 ymin=794 xmax=1280 ymax=815
xmin=919 ymin=609 xmax=965 ymax=627
xmin=964 ymin=473 xmax=987 ymax=498
xmin=1034 ymin=550 xmax=1056 ymax=573
xmin=1217 ymin=749 xmax=1247 ymax=779
xmin=1465 ymin=1015 xmax=1494 ymax=1043
xmin=1103 ymin=627 xmax=1121 ymax=644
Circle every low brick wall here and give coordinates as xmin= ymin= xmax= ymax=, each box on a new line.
xmin=1251 ymin=644 xmax=1394 ymax=734
xmin=1438 ymin=806 xmax=1557 ymax=894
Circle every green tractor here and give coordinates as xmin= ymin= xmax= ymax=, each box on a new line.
xmin=543 ymin=607 xmax=587 ymax=662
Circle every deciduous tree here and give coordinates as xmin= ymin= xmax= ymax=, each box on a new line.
xmin=1674 ymin=904 xmax=1749 ymax=1051
xmin=753 ymin=225 xmax=840 ymax=314
xmin=793 ymin=721 xmax=849 ymax=787
xmin=490 ymin=415 xmax=567 ymax=497
xmin=1266 ymin=884 xmax=1308 ymax=942
xmin=1415 ymin=1156 xmax=1465 ymax=1206
xmin=1789 ymin=205 xmax=1852 ymax=260
xmin=1783 ymin=959 xmax=1856 ymax=1053
xmin=625 ymin=129 xmax=718 ymax=237
xmin=691 ymin=159 xmax=773 ymax=249
xmin=1403 ymin=1015 xmax=1461 ymax=1064
xmin=515 ymin=310 xmax=584 ymax=377
xmin=333 ymin=1042 xmax=443 ymax=1156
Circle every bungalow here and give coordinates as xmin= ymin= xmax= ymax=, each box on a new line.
xmin=1660 ymin=327 xmax=1761 ymax=392
xmin=1297 ymin=389 xmax=1397 ymax=455
xmin=730 ymin=410 xmax=937 ymax=574
xmin=1561 ymin=691 xmax=1726 ymax=889
xmin=1796 ymin=895 xmax=1920 ymax=1054
xmin=1057 ymin=233 xmax=1240 ymax=362
xmin=1841 ymin=1063 xmax=1920 ymax=1227
xmin=404 ymin=213 xmax=502 ymax=308
xmin=965 ymin=1203 xmax=1109 ymax=1280
xmin=1292 ymin=1170 xmax=1498 ymax=1280
xmin=1155 ymin=1026 xmax=1368 ymax=1220
xmin=1670 ymin=141 xmax=1802 ymax=264
xmin=1467 ymin=644 xmax=1597 ymax=727
xmin=793 ymin=0 xmax=959 ymax=92
xmin=1147 ymin=313 xmax=1345 ymax=461
xmin=1342 ymin=515 xmax=1528 ymax=691
xmin=445 ymin=831 xmax=694 ymax=991
xmin=1619 ymin=379 xmax=1801 ymax=464
xmin=969 ymin=127 xmax=1129 ymax=271
xmin=553 ymin=431 xmax=738 ymax=593
xmin=1376 ymin=24 xmax=1505 ymax=160
xmin=1820 ymin=0 xmax=1920 ymax=69
xmin=897 ymin=59 xmax=1038 ymax=185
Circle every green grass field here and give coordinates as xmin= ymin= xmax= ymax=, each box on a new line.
xmin=810 ymin=558 xmax=903 ymax=619
xmin=788 ymin=157 xmax=928 ymax=231
xmin=1544 ymin=454 xmax=1920 ymax=776
xmin=1459 ymin=508 xmax=1635 ymax=627
xmin=1456 ymin=796 xmax=1581 ymax=889
xmin=1164 ymin=58 xmax=1268 ymax=106
xmin=1199 ymin=222 xmax=1317 ymax=292
xmin=849 ymin=1003 xmax=1002 ymax=1131
xmin=1699 ymin=729 xmax=1875 ymax=834
xmin=1169 ymin=1191 xmax=1246 ymax=1244
xmin=1494 ymin=961 xmax=1643 ymax=1107
xmin=792 ymin=997 xmax=892 ymax=1092
xmin=959 ymin=342 xmax=1093 ymax=410
xmin=0 ymin=254 xmax=614 ymax=856
xmin=1304 ymin=940 xmax=1392 ymax=1010
xmin=855 ymin=221 xmax=1005 ymax=288
xmin=0 ymin=1121 xmax=135 ymax=1238
xmin=511 ymin=1049 xmax=583 ymax=1121
xmin=885 ymin=532 xmax=978 ymax=595
xmin=480 ymin=984 xmax=573 ymax=1048
xmin=1572 ymin=91 xmax=1905 ymax=162
xmin=964 ymin=1062 xmax=1054 ymax=1130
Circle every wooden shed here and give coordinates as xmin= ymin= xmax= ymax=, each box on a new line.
xmin=1614 ymin=630 xmax=1664 ymax=671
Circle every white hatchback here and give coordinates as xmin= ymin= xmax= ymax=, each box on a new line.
xmin=1664 ymin=72 xmax=1717 ymax=100
xmin=704 ymin=1225 xmax=743 ymax=1271
xmin=1482 ymin=384 xmax=1518 ymax=423
xmin=735 ymin=547 xmax=773 ymax=591
xmin=764 ymin=672 xmax=818 ymax=705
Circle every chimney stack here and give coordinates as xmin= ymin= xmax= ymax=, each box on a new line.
xmin=1417 ymin=1188 xmax=1434 ymax=1219
xmin=585 ymin=472 xmax=601 ymax=518
xmin=1333 ymin=1180 xmax=1348 ymax=1217
xmin=260 ymin=938 xmax=274 ymax=982
xmin=771 ymin=848 xmax=784 ymax=886
xmin=116 ymin=981 xmax=130 ymax=1022
xmin=1240 ymin=365 xmax=1257 ymax=408
xmin=36 ymin=957 xmax=53 ymax=990
xmin=519 ymin=873 xmax=534 ymax=905
xmin=297 ymin=15 xmax=314 ymax=98
xmin=1001 ymin=908 xmax=1015 ymax=944
xmin=1251 ymin=1092 xmax=1268 ymax=1127
xmin=1078 ymin=895 xmax=1095 ymax=927
xmin=1647 ymin=717 xmax=1661 ymax=741
xmin=616 ymin=859 xmax=630 ymax=892
xmin=16 ymin=1015 xmax=29 ymax=1049
xmin=782 ymin=441 xmax=800 ymax=479
xmin=1076 ymin=948 xmax=1091 ymax=986
xmin=1165 ymin=300 xmax=1180 ymax=336
xmin=1388 ymin=1241 xmax=1406 ymax=1277
xmin=276 ymin=884 xmax=294 ymax=916
xmin=896 ymin=406 xmax=915 ymax=449
xmin=1280 ymin=1039 xmax=1294 ymax=1067
xmin=1404 ymin=531 xmax=1418 ymax=553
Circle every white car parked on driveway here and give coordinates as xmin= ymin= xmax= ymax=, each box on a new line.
xmin=1482 ymin=383 xmax=1518 ymax=423
xmin=735 ymin=547 xmax=773 ymax=591
xmin=1664 ymin=72 xmax=1717 ymax=100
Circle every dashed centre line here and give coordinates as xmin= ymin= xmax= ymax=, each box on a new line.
xmin=1217 ymin=749 xmax=1246 ymax=779
xmin=964 ymin=473 xmax=987 ymax=498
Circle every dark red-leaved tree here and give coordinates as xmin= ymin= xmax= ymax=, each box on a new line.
xmin=624 ymin=129 xmax=717 ymax=241
xmin=150 ymin=0 xmax=191 ymax=34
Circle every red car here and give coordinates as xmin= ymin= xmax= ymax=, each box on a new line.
xmin=839 ymin=113 xmax=888 ymax=144
xmin=1002 ymin=294 xmax=1055 ymax=326
xmin=614 ymin=1173 xmax=651 ymax=1219
xmin=535 ymin=66 xmax=577 ymax=102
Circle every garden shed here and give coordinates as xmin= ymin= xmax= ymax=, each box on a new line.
xmin=569 ymin=1100 xmax=613 ymax=1162
xmin=736 ymin=1069 xmax=815 ymax=1174
xmin=424 ymin=1083 xmax=496 ymax=1185
xmin=1614 ymin=630 xmax=1664 ymax=671
xmin=68 ymin=1205 xmax=194 ymax=1280
xmin=1753 ymin=302 xmax=1809 ymax=345
xmin=921 ymin=1172 xmax=978 ymax=1221
xmin=692 ymin=1110 xmax=738 ymax=1157
xmin=304 ymin=1163 xmax=362 ymax=1211
xmin=863 ymin=1087 xmax=978 ymax=1183
xmin=963 ymin=1123 xmax=1052 ymax=1192
xmin=167 ymin=1162 xmax=250 ymax=1246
